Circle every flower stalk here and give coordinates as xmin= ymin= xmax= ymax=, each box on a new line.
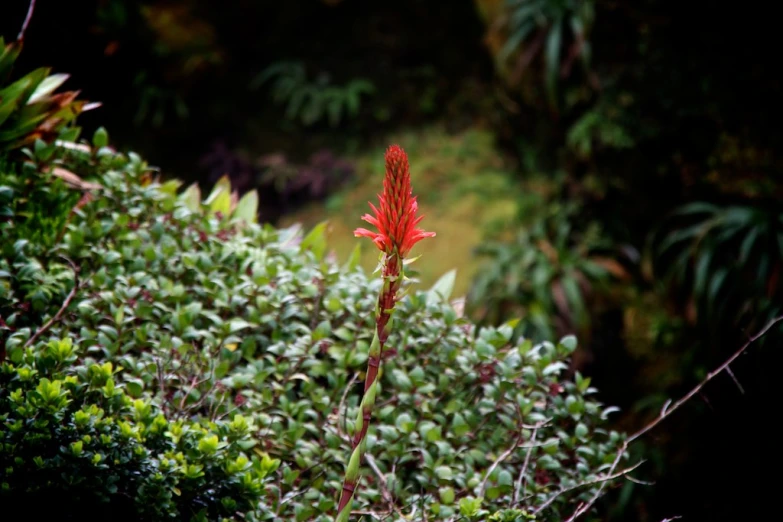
xmin=335 ymin=145 xmax=434 ymax=522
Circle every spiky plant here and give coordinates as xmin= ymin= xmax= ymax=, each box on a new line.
xmin=334 ymin=145 xmax=435 ymax=521
xmin=0 ymin=37 xmax=99 ymax=152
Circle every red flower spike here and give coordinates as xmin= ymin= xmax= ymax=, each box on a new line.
xmin=354 ymin=145 xmax=435 ymax=257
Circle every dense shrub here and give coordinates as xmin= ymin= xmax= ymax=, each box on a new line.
xmin=0 ymin=337 xmax=277 ymax=521
xmin=1 ymin=127 xmax=629 ymax=520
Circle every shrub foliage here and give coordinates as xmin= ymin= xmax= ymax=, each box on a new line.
xmin=0 ymin=338 xmax=276 ymax=521
xmin=1 ymin=131 xmax=628 ymax=520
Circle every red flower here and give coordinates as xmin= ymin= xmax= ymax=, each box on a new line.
xmin=354 ymin=145 xmax=435 ymax=257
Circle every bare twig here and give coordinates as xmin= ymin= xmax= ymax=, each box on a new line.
xmin=534 ymin=461 xmax=645 ymax=515
xmin=629 ymin=315 xmax=782 ymax=444
xmin=725 ymin=365 xmax=745 ymax=394
xmin=563 ymin=448 xmax=626 ymax=522
xmin=279 ymin=471 xmax=327 ymax=507
xmin=513 ymin=427 xmax=538 ymax=505
xmin=18 ymin=0 xmax=37 ymax=40
xmin=563 ymin=315 xmax=783 ymax=522
xmin=365 ymin=453 xmax=404 ymax=517
xmin=24 ymin=259 xmax=82 ymax=348
xmin=479 ymin=430 xmax=524 ymax=498
xmin=216 ymin=403 xmax=242 ymax=421
xmin=179 ymin=374 xmax=210 ymax=411
xmin=209 ymin=387 xmax=227 ymax=421
xmin=337 ymin=373 xmax=359 ymax=438
xmin=626 ymin=474 xmax=655 ymax=486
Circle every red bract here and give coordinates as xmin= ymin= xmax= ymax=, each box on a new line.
xmin=354 ymin=144 xmax=435 ymax=257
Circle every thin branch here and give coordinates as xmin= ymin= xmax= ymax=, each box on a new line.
xmin=563 ymin=315 xmax=783 ymax=522
xmin=365 ymin=453 xmax=404 ymax=517
xmin=337 ymin=373 xmax=359 ymax=438
xmin=626 ymin=474 xmax=655 ymax=486
xmin=479 ymin=430 xmax=524 ymax=498
xmin=179 ymin=374 xmax=211 ymax=411
xmin=18 ymin=0 xmax=37 ymax=40
xmin=534 ymin=460 xmax=645 ymax=515
xmin=279 ymin=470 xmax=327 ymax=507
xmin=628 ymin=315 xmax=782 ymax=445
xmin=513 ymin=427 xmax=538 ymax=505
xmin=564 ymin=447 xmax=626 ymax=522
xmin=24 ymin=259 xmax=83 ymax=348
xmin=725 ymin=365 xmax=745 ymax=394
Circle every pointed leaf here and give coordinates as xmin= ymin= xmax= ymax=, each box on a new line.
xmin=28 ymin=73 xmax=70 ymax=104
xmin=0 ymin=39 xmax=23 ymax=82
xmin=233 ymin=190 xmax=259 ymax=224
xmin=544 ymin=18 xmax=563 ymax=108
xmin=179 ymin=183 xmax=202 ymax=212
xmin=739 ymin=225 xmax=761 ymax=264
xmin=300 ymin=221 xmax=330 ymax=260
xmin=343 ymin=243 xmax=362 ymax=273
xmin=204 ymin=175 xmax=232 ymax=216
xmin=429 ymin=269 xmax=457 ymax=302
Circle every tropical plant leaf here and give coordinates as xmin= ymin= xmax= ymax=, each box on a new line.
xmin=544 ymin=17 xmax=563 ymax=108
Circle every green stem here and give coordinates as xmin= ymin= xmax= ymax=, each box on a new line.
xmin=335 ymin=254 xmax=401 ymax=521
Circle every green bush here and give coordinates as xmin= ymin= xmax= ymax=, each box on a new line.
xmin=0 ymin=131 xmax=630 ymax=521
xmin=0 ymin=337 xmax=277 ymax=521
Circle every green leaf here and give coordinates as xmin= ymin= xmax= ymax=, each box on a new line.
xmin=27 ymin=73 xmax=70 ymax=104
xmin=92 ymin=126 xmax=109 ymax=149
xmin=497 ymin=469 xmax=513 ymax=486
xmin=395 ymin=413 xmax=414 ymax=433
xmin=343 ymin=243 xmax=362 ymax=273
xmin=668 ymin=201 xmax=718 ymax=218
xmin=439 ymin=486 xmax=455 ymax=505
xmin=459 ymin=496 xmax=482 ymax=516
xmin=179 ymin=182 xmax=202 ymax=212
xmin=435 ymin=465 xmax=453 ymax=481
xmin=0 ymin=83 xmax=30 ymax=127
xmin=739 ymin=225 xmax=761 ymax=264
xmin=542 ymin=361 xmax=568 ymax=376
xmin=499 ymin=20 xmax=535 ymax=63
xmin=0 ymin=39 xmax=23 ymax=83
xmin=544 ymin=18 xmax=563 ymax=109
xmin=426 ymin=425 xmax=442 ymax=442
xmin=228 ymin=319 xmax=252 ymax=333
xmin=558 ymin=334 xmax=578 ymax=353
xmin=693 ymin=248 xmax=713 ymax=297
xmin=429 ymin=268 xmax=457 ymax=302
xmin=125 ymin=377 xmax=144 ymax=397
xmin=300 ymin=221 xmax=330 ymax=260
xmin=204 ymin=176 xmax=232 ymax=217
xmin=391 ymin=369 xmax=412 ymax=391
xmin=451 ymin=413 xmax=470 ymax=437
xmin=233 ymin=190 xmax=259 ymax=224
xmin=198 ymin=435 xmax=219 ymax=455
